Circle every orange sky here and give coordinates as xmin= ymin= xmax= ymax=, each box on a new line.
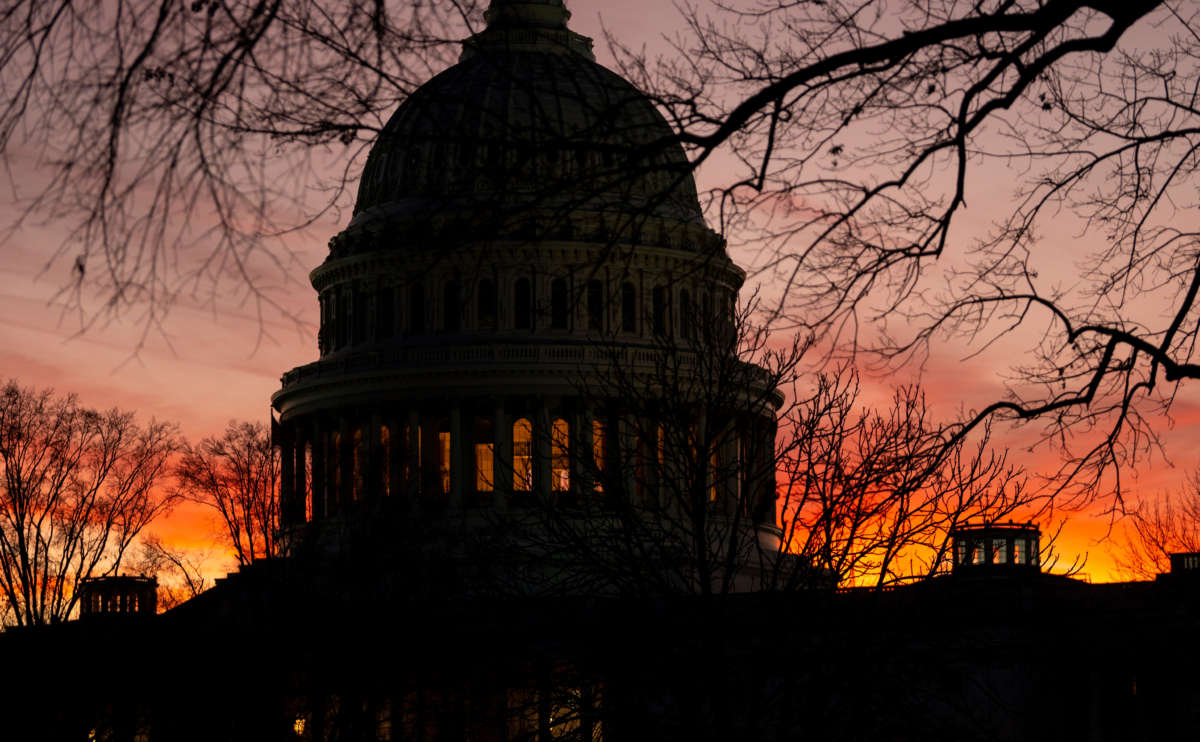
xmin=1 ymin=1 xmax=1194 ymax=584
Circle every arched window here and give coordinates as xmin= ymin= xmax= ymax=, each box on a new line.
xmin=679 ymin=289 xmax=691 ymax=340
xmin=478 ymin=279 xmax=497 ymax=329
xmin=708 ymin=444 xmax=719 ymax=502
xmin=437 ymin=420 xmax=451 ymax=495
xmin=318 ymin=294 xmax=329 ymax=354
xmin=352 ymin=428 xmax=364 ymax=502
xmin=621 ymin=282 xmax=636 ymax=333
xmin=514 ymin=278 xmax=532 ymax=330
xmin=304 ymin=442 xmax=314 ymax=520
xmin=587 ymin=279 xmax=604 ymax=331
xmin=443 ymin=281 xmax=462 ymax=332
xmin=379 ymin=425 xmax=391 ymax=499
xmin=409 ymin=283 xmax=425 ymax=334
xmin=552 ymin=417 xmax=570 ymax=492
xmin=513 ymin=418 xmax=533 ymax=491
xmin=550 ymin=278 xmax=568 ymax=330
xmin=652 ymin=285 xmax=668 ymax=336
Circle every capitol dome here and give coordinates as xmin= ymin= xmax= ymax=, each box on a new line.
xmin=340 ymin=0 xmax=710 ymax=254
xmin=271 ymin=0 xmax=781 ymax=594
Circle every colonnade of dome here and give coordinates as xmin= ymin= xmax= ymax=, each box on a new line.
xmin=274 ymin=397 xmax=777 ymax=531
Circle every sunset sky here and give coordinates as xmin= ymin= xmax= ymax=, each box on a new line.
xmin=1 ymin=0 xmax=1193 ymax=583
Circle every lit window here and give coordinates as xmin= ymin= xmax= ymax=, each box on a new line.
xmin=475 ymin=443 xmax=494 ymax=492
xmin=552 ymin=418 xmax=570 ymax=492
xmin=709 ymin=446 xmax=719 ymax=502
xmin=352 ymin=428 xmax=363 ymax=501
xmin=438 ymin=431 xmax=451 ymax=494
xmin=513 ymin=418 xmax=533 ymax=491
xmin=992 ymin=538 xmax=1007 ymax=564
xmin=380 ymin=425 xmax=391 ymax=498
xmin=592 ymin=418 xmax=605 ymax=493
xmin=304 ymin=442 xmax=314 ymax=520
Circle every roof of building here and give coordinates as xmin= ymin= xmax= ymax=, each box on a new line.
xmin=350 ymin=0 xmax=704 ymax=234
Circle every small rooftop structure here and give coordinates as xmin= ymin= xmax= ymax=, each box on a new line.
xmin=77 ymin=575 xmax=157 ymax=618
xmin=1156 ymin=552 xmax=1200 ymax=583
xmin=1169 ymin=552 xmax=1200 ymax=574
xmin=950 ymin=522 xmax=1040 ymax=573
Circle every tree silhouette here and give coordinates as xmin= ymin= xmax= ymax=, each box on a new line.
xmin=176 ymin=420 xmax=280 ymax=566
xmin=0 ymin=380 xmax=179 ymax=625
xmin=1112 ymin=468 xmax=1200 ymax=580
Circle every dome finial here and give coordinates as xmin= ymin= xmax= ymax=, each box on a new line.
xmin=483 ymin=0 xmax=571 ymax=31
xmin=461 ymin=0 xmax=593 ymax=61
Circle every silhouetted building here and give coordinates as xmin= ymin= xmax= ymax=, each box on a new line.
xmin=950 ymin=521 xmax=1040 ymax=573
xmin=77 ymin=575 xmax=158 ymax=618
xmin=4 ymin=2 xmax=1200 ymax=740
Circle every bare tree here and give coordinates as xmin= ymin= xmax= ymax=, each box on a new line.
xmin=614 ymin=0 xmax=1191 ymax=509
xmin=778 ymin=367 xmax=1040 ymax=587
xmin=131 ymin=534 xmax=212 ymax=610
xmin=176 ymin=420 xmax=280 ymax=566
xmin=0 ymin=0 xmax=481 ymax=341
xmin=1112 ymin=469 xmax=1200 ymax=580
xmin=0 ymin=380 xmax=180 ymax=626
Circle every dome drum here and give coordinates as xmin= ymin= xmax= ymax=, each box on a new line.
xmin=306 ymin=243 xmax=745 ymax=361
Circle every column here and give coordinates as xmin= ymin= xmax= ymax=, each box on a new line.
xmin=535 ymin=400 xmax=552 ymax=500
xmin=310 ymin=418 xmax=326 ymax=521
xmin=694 ymin=409 xmax=710 ymax=508
xmin=618 ymin=412 xmax=638 ymax=501
xmin=293 ymin=422 xmax=308 ymax=523
xmin=719 ymin=417 xmax=740 ymax=518
xmin=367 ymin=412 xmax=383 ymax=501
xmin=279 ymin=423 xmax=295 ymax=528
xmin=388 ymin=413 xmax=404 ymax=503
xmin=574 ymin=404 xmax=592 ymax=497
xmin=338 ymin=415 xmax=353 ymax=512
xmin=493 ymin=400 xmax=509 ymax=511
xmin=407 ymin=409 xmax=421 ymax=510
xmin=449 ymin=401 xmax=463 ymax=511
